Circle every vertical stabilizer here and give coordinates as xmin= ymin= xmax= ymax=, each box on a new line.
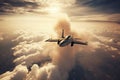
xmin=61 ymin=29 xmax=64 ymax=38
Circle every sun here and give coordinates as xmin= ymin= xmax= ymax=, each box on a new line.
xmin=48 ymin=6 xmax=61 ymax=13
xmin=46 ymin=4 xmax=61 ymax=14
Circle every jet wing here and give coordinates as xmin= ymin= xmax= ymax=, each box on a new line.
xmin=45 ymin=38 xmax=63 ymax=42
xmin=73 ymin=39 xmax=88 ymax=45
xmin=45 ymin=39 xmax=58 ymax=42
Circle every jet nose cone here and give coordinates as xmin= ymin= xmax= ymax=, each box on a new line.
xmin=45 ymin=39 xmax=49 ymax=42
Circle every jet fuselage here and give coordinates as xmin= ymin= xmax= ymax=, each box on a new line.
xmin=59 ymin=35 xmax=72 ymax=47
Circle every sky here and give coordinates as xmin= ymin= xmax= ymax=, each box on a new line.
xmin=0 ymin=0 xmax=120 ymax=80
xmin=0 ymin=0 xmax=120 ymax=32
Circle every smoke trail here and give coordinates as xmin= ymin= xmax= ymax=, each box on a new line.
xmin=51 ymin=16 xmax=80 ymax=80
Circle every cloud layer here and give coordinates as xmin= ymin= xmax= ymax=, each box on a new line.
xmin=0 ymin=15 xmax=120 ymax=80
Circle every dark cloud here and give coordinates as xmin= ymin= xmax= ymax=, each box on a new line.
xmin=0 ymin=0 xmax=39 ymax=14
xmin=76 ymin=0 xmax=120 ymax=14
xmin=0 ymin=33 xmax=17 ymax=74
xmin=0 ymin=0 xmax=38 ymax=7
xmin=0 ymin=0 xmax=120 ymax=16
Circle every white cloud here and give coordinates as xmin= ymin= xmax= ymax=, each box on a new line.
xmin=0 ymin=65 xmax=28 ymax=80
xmin=26 ymin=63 xmax=61 ymax=80
xmin=12 ymin=31 xmax=50 ymax=66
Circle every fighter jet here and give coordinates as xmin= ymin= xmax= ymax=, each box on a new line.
xmin=45 ymin=29 xmax=88 ymax=47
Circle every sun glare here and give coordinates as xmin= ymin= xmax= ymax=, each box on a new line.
xmin=46 ymin=3 xmax=62 ymax=14
xmin=48 ymin=6 xmax=61 ymax=13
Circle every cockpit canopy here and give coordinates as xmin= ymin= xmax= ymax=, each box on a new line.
xmin=65 ymin=35 xmax=72 ymax=39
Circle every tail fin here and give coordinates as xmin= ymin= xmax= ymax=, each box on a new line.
xmin=61 ymin=29 xmax=64 ymax=38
